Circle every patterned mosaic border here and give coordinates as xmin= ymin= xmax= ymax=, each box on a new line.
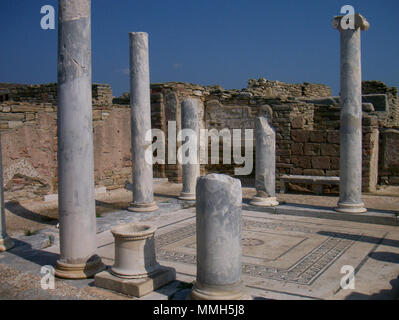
xmin=155 ymin=218 xmax=361 ymax=285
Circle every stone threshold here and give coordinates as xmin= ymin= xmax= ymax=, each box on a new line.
xmin=242 ymin=202 xmax=399 ymax=226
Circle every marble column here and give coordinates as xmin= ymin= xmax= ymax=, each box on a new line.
xmin=128 ymin=32 xmax=158 ymax=213
xmin=179 ymin=98 xmax=200 ymax=201
xmin=190 ymin=174 xmax=246 ymax=300
xmin=55 ymin=0 xmax=104 ymax=279
xmin=333 ymin=14 xmax=369 ymax=214
xmin=251 ymin=117 xmax=279 ymax=207
xmin=0 ymin=134 xmax=14 ymax=252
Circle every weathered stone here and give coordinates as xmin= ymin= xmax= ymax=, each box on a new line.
xmin=251 ymin=117 xmax=279 ymax=207
xmin=0 ymin=133 xmax=14 ymax=252
xmin=128 ymin=32 xmax=158 ymax=213
xmin=321 ymin=144 xmax=340 ymax=156
xmin=179 ymin=98 xmax=200 ymax=201
xmin=333 ymin=13 xmax=369 ymax=213
xmin=312 ymin=156 xmax=331 ymax=170
xmin=291 ymin=116 xmax=305 ymax=129
xmin=291 ymin=143 xmax=304 ymax=155
xmin=291 ymin=130 xmax=310 ymax=143
xmin=304 ymin=144 xmax=321 ymax=156
xmin=55 ymin=0 xmax=105 ymax=279
xmin=190 ymin=174 xmax=246 ymax=300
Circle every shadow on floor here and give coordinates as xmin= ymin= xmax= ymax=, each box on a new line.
xmin=6 ymin=238 xmax=59 ymax=268
xmin=318 ymin=231 xmax=399 ymax=249
xmin=5 ymin=201 xmax=58 ymax=226
xmin=344 ymin=275 xmax=399 ymax=300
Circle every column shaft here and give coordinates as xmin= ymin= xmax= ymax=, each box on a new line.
xmin=56 ymin=0 xmax=104 ymax=278
xmin=128 ymin=33 xmax=158 ymax=213
xmin=191 ymin=174 xmax=246 ymax=300
xmin=251 ymin=117 xmax=279 ymax=207
xmin=179 ymin=98 xmax=200 ymax=201
xmin=0 ymin=134 xmax=14 ymax=252
xmin=336 ymin=26 xmax=367 ymax=213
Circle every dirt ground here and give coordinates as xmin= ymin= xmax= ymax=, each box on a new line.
xmin=3 ymin=182 xmax=399 ymax=237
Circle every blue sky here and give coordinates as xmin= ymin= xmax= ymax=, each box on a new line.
xmin=0 ymin=0 xmax=398 ymax=97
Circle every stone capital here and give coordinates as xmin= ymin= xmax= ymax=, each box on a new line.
xmin=332 ymin=13 xmax=370 ymax=32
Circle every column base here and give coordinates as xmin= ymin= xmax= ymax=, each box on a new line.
xmin=55 ymin=255 xmax=105 ymax=279
xmin=95 ymin=266 xmax=176 ymax=298
xmin=128 ymin=202 xmax=159 ymax=213
xmin=335 ymin=202 xmax=367 ymax=214
xmin=250 ymin=196 xmax=279 ymax=207
xmin=188 ymin=281 xmax=249 ymax=300
xmin=0 ymin=236 xmax=14 ymax=252
xmin=178 ymin=192 xmax=196 ymax=201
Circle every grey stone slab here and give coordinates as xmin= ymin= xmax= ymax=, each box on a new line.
xmin=243 ymin=203 xmax=398 ymax=226
xmin=95 ymin=266 xmax=176 ymax=298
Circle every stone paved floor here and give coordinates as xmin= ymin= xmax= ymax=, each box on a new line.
xmin=0 ymin=182 xmax=398 ymax=300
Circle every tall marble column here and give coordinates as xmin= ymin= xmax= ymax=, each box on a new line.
xmin=0 ymin=134 xmax=14 ymax=252
xmin=190 ymin=174 xmax=246 ymax=300
xmin=55 ymin=0 xmax=104 ymax=279
xmin=128 ymin=32 xmax=158 ymax=213
xmin=250 ymin=117 xmax=279 ymax=207
xmin=179 ymin=98 xmax=200 ymax=201
xmin=333 ymin=14 xmax=369 ymax=213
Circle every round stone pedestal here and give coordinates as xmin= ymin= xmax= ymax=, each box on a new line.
xmin=55 ymin=255 xmax=105 ymax=279
xmin=128 ymin=202 xmax=159 ymax=213
xmin=190 ymin=281 xmax=247 ymax=300
xmin=0 ymin=237 xmax=14 ymax=252
xmin=111 ymin=223 xmax=160 ymax=279
xmin=335 ymin=202 xmax=367 ymax=214
xmin=250 ymin=196 xmax=279 ymax=207
xmin=178 ymin=192 xmax=196 ymax=201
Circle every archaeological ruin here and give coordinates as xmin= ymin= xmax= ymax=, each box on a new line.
xmin=0 ymin=0 xmax=399 ymax=302
xmin=0 ymin=77 xmax=398 ymax=203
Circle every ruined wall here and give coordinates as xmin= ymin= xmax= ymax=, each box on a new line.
xmin=362 ymin=80 xmax=399 ymax=128
xmin=247 ymin=78 xmax=332 ymax=98
xmin=150 ymin=81 xmax=380 ymax=193
xmin=379 ymin=129 xmax=399 ymax=185
xmin=0 ymin=83 xmax=133 ymax=200
xmin=0 ymin=78 xmax=396 ymax=201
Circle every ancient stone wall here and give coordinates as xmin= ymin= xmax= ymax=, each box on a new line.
xmin=379 ymin=129 xmax=399 ymax=185
xmin=0 ymin=83 xmax=133 ymax=200
xmin=362 ymin=80 xmax=399 ymax=128
xmin=0 ymin=78 xmax=396 ymax=201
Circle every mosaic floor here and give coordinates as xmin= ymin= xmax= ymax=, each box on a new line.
xmin=96 ymin=208 xmax=399 ymax=299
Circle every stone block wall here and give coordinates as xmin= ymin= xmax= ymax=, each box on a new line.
xmin=0 ymin=83 xmax=134 ymax=201
xmin=247 ymin=78 xmax=332 ymax=98
xmin=362 ymin=80 xmax=399 ymax=128
xmin=0 ymin=78 xmax=397 ymax=201
xmin=379 ymin=129 xmax=399 ymax=185
xmin=150 ymin=82 xmax=380 ymax=193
